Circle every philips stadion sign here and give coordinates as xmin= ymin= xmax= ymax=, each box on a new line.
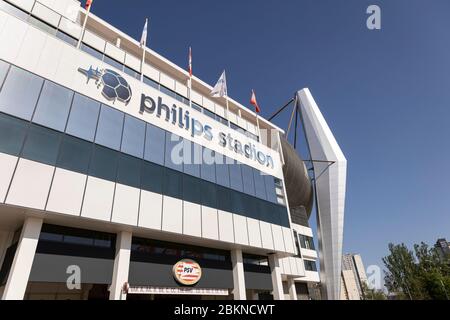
xmin=79 ymin=65 xmax=274 ymax=169
xmin=173 ymin=259 xmax=202 ymax=286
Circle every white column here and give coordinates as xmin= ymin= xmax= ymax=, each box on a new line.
xmin=2 ymin=217 xmax=43 ymax=300
xmin=109 ymin=231 xmax=132 ymax=300
xmin=230 ymin=249 xmax=246 ymax=300
xmin=287 ymin=278 xmax=298 ymax=300
xmin=268 ymin=254 xmax=284 ymax=300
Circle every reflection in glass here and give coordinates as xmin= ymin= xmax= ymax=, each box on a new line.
xmin=66 ymin=94 xmax=100 ymax=141
xmin=95 ymin=105 xmax=124 ymax=151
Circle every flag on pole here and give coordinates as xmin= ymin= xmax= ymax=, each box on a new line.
xmin=85 ymin=0 xmax=93 ymax=10
xmin=188 ymin=47 xmax=193 ymax=77
xmin=140 ymin=18 xmax=148 ymax=47
xmin=250 ymin=89 xmax=261 ymax=113
xmin=210 ymin=71 xmax=228 ymax=98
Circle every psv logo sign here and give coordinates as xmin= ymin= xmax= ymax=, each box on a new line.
xmin=173 ymin=259 xmax=202 ymax=286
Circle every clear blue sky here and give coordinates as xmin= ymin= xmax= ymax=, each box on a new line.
xmin=91 ymin=0 xmax=450 ymax=271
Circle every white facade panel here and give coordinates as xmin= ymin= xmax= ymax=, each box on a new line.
xmin=271 ymin=224 xmax=285 ymax=252
xmin=31 ymin=2 xmax=61 ymax=27
xmin=202 ymin=97 xmax=215 ymax=113
xmin=183 ymin=201 xmax=201 ymax=237
xmin=82 ymin=30 xmax=106 ymax=53
xmin=215 ymin=104 xmax=225 ymax=118
xmin=58 ymin=16 xmax=81 ymax=39
xmin=138 ymin=190 xmax=162 ymax=230
xmin=36 ymin=35 xmax=64 ymax=79
xmin=201 ymin=206 xmax=218 ymax=240
xmin=0 ymin=14 xmax=28 ymax=63
xmin=8 ymin=0 xmax=35 ymax=12
xmin=217 ymin=210 xmax=234 ymax=243
xmin=259 ymin=221 xmax=274 ymax=250
xmin=142 ymin=63 xmax=159 ymax=82
xmin=175 ymin=81 xmax=188 ymax=98
xmin=228 ymin=111 xmax=238 ymax=126
xmin=281 ymin=256 xmax=291 ymax=274
xmin=190 ymin=90 xmax=202 ymax=106
xmin=81 ymin=176 xmax=114 ymax=222
xmin=282 ymin=227 xmax=295 ymax=254
xmin=0 ymin=153 xmax=17 ymax=203
xmin=16 ymin=26 xmax=47 ymax=72
xmin=159 ymin=73 xmax=175 ymax=91
xmin=246 ymin=218 xmax=262 ymax=247
xmin=6 ymin=159 xmax=54 ymax=210
xmin=237 ymin=117 xmax=247 ymax=130
xmin=0 ymin=10 xmax=7 ymax=34
xmin=233 ymin=214 xmax=248 ymax=245
xmin=111 ymin=184 xmax=140 ymax=226
xmin=124 ymin=53 xmax=141 ymax=72
xmin=46 ymin=168 xmax=86 ymax=216
xmin=161 ymin=196 xmax=182 ymax=234
xmin=105 ymin=42 xmax=125 ymax=64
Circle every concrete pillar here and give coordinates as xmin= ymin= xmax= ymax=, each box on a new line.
xmin=268 ymin=254 xmax=284 ymax=300
xmin=2 ymin=217 xmax=43 ymax=300
xmin=109 ymin=231 xmax=132 ymax=300
xmin=230 ymin=249 xmax=246 ymax=300
xmin=287 ymin=278 xmax=298 ymax=300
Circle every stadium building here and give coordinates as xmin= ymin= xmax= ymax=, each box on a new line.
xmin=0 ymin=0 xmax=346 ymax=300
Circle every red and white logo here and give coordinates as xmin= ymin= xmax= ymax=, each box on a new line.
xmin=173 ymin=259 xmax=202 ymax=286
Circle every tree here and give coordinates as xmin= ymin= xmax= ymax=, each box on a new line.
xmin=382 ymin=242 xmax=450 ymax=300
xmin=361 ymin=282 xmax=387 ymax=300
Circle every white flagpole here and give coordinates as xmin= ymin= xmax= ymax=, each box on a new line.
xmin=77 ymin=3 xmax=92 ymax=49
xmin=188 ymin=47 xmax=192 ymax=108
xmin=140 ymin=18 xmax=148 ymax=82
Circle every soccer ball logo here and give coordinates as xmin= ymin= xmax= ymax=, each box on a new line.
xmin=78 ymin=66 xmax=132 ymax=105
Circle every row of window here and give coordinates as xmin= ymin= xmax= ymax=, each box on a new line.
xmin=0 ymin=61 xmax=280 ymax=203
xmin=0 ymin=112 xmax=290 ymax=227
xmin=0 ymin=0 xmax=259 ymax=142
xmin=304 ymin=260 xmax=317 ymax=272
xmin=39 ymin=224 xmax=115 ymax=249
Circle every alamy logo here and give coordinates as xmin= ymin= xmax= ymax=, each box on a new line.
xmin=78 ymin=66 xmax=132 ymax=104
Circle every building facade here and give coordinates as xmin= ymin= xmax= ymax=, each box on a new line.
xmin=340 ymin=254 xmax=367 ymax=300
xmin=435 ymin=238 xmax=450 ymax=262
xmin=0 ymin=0 xmax=345 ymax=300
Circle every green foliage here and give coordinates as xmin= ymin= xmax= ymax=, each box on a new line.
xmin=361 ymin=282 xmax=387 ymax=300
xmin=382 ymin=241 xmax=450 ymax=300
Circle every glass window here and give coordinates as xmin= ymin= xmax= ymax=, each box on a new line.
xmin=264 ymin=175 xmax=278 ymax=203
xmin=241 ymin=165 xmax=256 ymax=196
xmin=0 ymin=113 xmax=28 ymax=156
xmin=32 ymin=81 xmax=73 ymax=131
xmin=191 ymin=103 xmax=202 ymax=112
xmin=253 ymin=169 xmax=267 ymax=200
xmin=21 ymin=124 xmax=61 ymax=166
xmin=182 ymin=174 xmax=202 ymax=204
xmin=203 ymin=108 xmax=215 ymax=120
xmin=0 ymin=60 xmax=9 ymax=86
xmin=95 ymin=105 xmax=124 ymax=151
xmin=143 ymin=76 xmax=159 ymax=90
xmin=230 ymin=191 xmax=245 ymax=216
xmin=164 ymin=132 xmax=183 ymax=172
xmin=27 ymin=16 xmax=57 ymax=35
xmin=304 ymin=260 xmax=317 ymax=272
xmin=88 ymin=145 xmax=118 ymax=182
xmin=0 ymin=1 xmax=28 ymax=20
xmin=183 ymin=140 xmax=201 ymax=178
xmin=103 ymin=55 xmax=123 ymax=71
xmin=66 ymin=94 xmax=100 ymax=142
xmin=123 ymin=65 xmax=140 ymax=80
xmin=215 ymin=154 xmax=230 ymax=188
xmin=56 ymin=135 xmax=92 ymax=174
xmin=243 ymin=194 xmax=259 ymax=220
xmin=0 ymin=66 xmax=43 ymax=120
xmin=141 ymin=161 xmax=163 ymax=194
xmin=163 ymin=168 xmax=182 ymax=199
xmin=56 ymin=31 xmax=77 ymax=46
xmin=81 ymin=43 xmax=103 ymax=61
xmin=201 ymin=180 xmax=217 ymax=208
xmin=229 ymin=160 xmax=243 ymax=192
xmin=116 ymin=154 xmax=141 ymax=189
xmin=216 ymin=115 xmax=228 ymax=126
xmin=121 ymin=115 xmax=145 ymax=158
xmin=200 ymin=147 xmax=216 ymax=183
xmin=216 ymin=186 xmax=232 ymax=213
xmin=160 ymin=85 xmax=175 ymax=98
xmin=144 ymin=123 xmax=165 ymax=165
xmin=278 ymin=205 xmax=290 ymax=227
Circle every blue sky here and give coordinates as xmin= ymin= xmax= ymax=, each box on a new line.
xmin=91 ymin=0 xmax=450 ymax=271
